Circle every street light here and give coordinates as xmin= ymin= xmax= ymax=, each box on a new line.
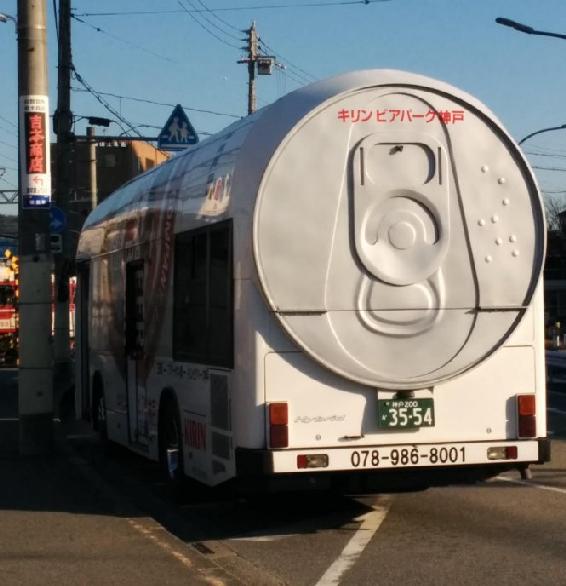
xmin=496 ymin=18 xmax=566 ymax=145
xmin=0 ymin=12 xmax=16 ymax=25
xmin=496 ymin=17 xmax=566 ymax=41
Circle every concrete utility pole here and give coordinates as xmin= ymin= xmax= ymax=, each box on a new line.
xmin=238 ymin=23 xmax=276 ymax=115
xmin=17 ymin=0 xmax=54 ymax=454
xmin=245 ymin=22 xmax=257 ymax=115
xmin=53 ymin=0 xmax=72 ymax=382
xmin=86 ymin=126 xmax=97 ymax=210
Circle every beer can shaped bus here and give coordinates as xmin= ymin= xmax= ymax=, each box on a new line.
xmin=76 ymin=69 xmax=547 ymax=491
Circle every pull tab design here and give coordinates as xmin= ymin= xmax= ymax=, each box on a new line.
xmin=353 ymin=133 xmax=450 ymax=287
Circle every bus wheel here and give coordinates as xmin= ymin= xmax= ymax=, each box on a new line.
xmin=158 ymin=397 xmax=184 ymax=485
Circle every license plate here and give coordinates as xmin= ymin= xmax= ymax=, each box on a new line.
xmin=377 ymin=398 xmax=434 ymax=429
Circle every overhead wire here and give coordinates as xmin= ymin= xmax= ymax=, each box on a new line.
xmin=532 ymin=165 xmax=566 ymax=172
xmin=258 ymin=38 xmax=315 ymax=82
xmin=192 ymin=0 xmax=242 ymax=34
xmin=72 ymin=71 xmax=141 ymax=137
xmin=0 ymin=153 xmax=17 ymax=164
xmin=0 ymin=140 xmax=17 ymax=150
xmin=0 ymin=124 xmax=17 ymax=138
xmin=526 ymin=151 xmax=566 ymax=159
xmin=177 ymin=0 xmax=241 ymax=49
xmin=182 ymin=0 xmax=242 ymax=42
xmin=75 ymin=1 xmax=391 ymax=17
xmin=71 ymin=87 xmax=241 ymax=119
xmin=0 ymin=175 xmax=17 ymax=188
xmin=71 ymin=14 xmax=178 ymax=64
xmin=0 ymin=114 xmax=16 ymax=129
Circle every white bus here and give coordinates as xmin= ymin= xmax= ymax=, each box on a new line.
xmin=75 ymin=69 xmax=548 ymax=492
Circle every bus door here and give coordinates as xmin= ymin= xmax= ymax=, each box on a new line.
xmin=125 ymin=262 xmax=149 ymax=447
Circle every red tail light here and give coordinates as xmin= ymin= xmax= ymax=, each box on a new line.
xmin=268 ymin=402 xmax=288 ymax=448
xmin=517 ymin=394 xmax=536 ymax=438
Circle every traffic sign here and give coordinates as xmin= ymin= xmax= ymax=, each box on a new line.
xmin=49 ymin=206 xmax=67 ymax=234
xmin=157 ymin=104 xmax=199 ymax=151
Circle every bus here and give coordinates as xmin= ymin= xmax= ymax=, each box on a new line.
xmin=75 ymin=69 xmax=548 ymax=492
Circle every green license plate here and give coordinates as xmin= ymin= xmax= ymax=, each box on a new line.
xmin=377 ymin=398 xmax=435 ymax=429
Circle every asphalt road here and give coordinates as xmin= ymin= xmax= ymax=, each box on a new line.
xmin=2 ymin=365 xmax=566 ymax=585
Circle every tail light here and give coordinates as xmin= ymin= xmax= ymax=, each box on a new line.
xmin=517 ymin=394 xmax=536 ymax=438
xmin=269 ymin=402 xmax=288 ymax=448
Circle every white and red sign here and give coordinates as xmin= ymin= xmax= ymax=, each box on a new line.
xmin=19 ymin=95 xmax=51 ymax=208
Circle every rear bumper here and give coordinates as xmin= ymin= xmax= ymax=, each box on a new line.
xmin=236 ymin=438 xmax=551 ymax=476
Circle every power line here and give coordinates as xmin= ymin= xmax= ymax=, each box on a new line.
xmin=0 ymin=153 xmax=17 ymax=164
xmin=0 ymin=175 xmax=17 ymax=188
xmin=177 ymin=0 xmax=241 ymax=49
xmin=73 ymin=70 xmax=142 ymax=137
xmin=71 ymin=14 xmax=179 ymax=64
xmin=71 ymin=87 xmax=241 ymax=119
xmin=0 ymin=114 xmax=16 ymax=129
xmin=183 ymin=0 xmax=242 ymax=42
xmin=258 ymin=38 xmax=315 ymax=82
xmin=0 ymin=140 xmax=17 ymax=150
xmin=532 ymin=165 xmax=566 ymax=172
xmin=526 ymin=151 xmax=566 ymax=159
xmin=192 ymin=0 xmax=242 ymax=34
xmin=75 ymin=0 xmax=391 ymax=17
xmin=0 ymin=124 xmax=17 ymax=138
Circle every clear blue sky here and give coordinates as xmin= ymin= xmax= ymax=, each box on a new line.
xmin=1 ymin=0 xmax=566 ymax=215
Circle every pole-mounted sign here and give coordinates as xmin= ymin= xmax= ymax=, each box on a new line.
xmin=19 ymin=94 xmax=51 ymax=208
xmin=157 ymin=104 xmax=198 ymax=151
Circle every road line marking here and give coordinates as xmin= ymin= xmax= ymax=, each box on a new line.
xmin=314 ymin=495 xmax=393 ymax=586
xmin=496 ymin=476 xmax=566 ymax=495
xmin=230 ymin=534 xmax=292 ymax=542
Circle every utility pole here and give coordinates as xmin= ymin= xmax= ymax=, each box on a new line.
xmin=238 ymin=22 xmax=275 ymax=115
xmin=17 ymin=0 xmax=54 ymax=454
xmin=86 ymin=126 xmax=97 ymax=210
xmin=53 ymin=0 xmax=73 ymax=384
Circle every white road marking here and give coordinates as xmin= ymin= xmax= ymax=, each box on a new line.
xmin=314 ymin=496 xmax=393 ymax=586
xmin=230 ymin=534 xmax=292 ymax=542
xmin=496 ymin=476 xmax=566 ymax=496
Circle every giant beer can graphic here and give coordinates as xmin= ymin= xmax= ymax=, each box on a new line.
xmin=252 ymin=70 xmax=545 ymax=389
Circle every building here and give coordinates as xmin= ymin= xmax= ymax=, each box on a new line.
xmin=51 ymin=137 xmax=170 ymax=251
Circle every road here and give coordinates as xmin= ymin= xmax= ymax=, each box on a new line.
xmin=1 ymin=364 xmax=566 ymax=585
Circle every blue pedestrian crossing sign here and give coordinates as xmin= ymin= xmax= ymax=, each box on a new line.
xmin=157 ymin=104 xmax=199 ymax=151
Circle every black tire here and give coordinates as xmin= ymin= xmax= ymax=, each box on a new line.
xmin=158 ymin=396 xmax=184 ymax=486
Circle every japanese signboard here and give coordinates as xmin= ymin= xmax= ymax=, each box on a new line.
xmin=19 ymin=95 xmax=51 ymax=208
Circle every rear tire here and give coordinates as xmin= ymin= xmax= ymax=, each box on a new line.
xmin=158 ymin=396 xmax=184 ymax=487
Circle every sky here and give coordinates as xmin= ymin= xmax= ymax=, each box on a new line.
xmin=1 ymin=0 xmax=566 ymax=216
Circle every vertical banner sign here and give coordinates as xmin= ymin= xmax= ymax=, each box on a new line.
xmin=19 ymin=95 xmax=51 ymax=208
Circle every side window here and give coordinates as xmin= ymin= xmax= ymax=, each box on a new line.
xmin=173 ymin=220 xmax=233 ymax=368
